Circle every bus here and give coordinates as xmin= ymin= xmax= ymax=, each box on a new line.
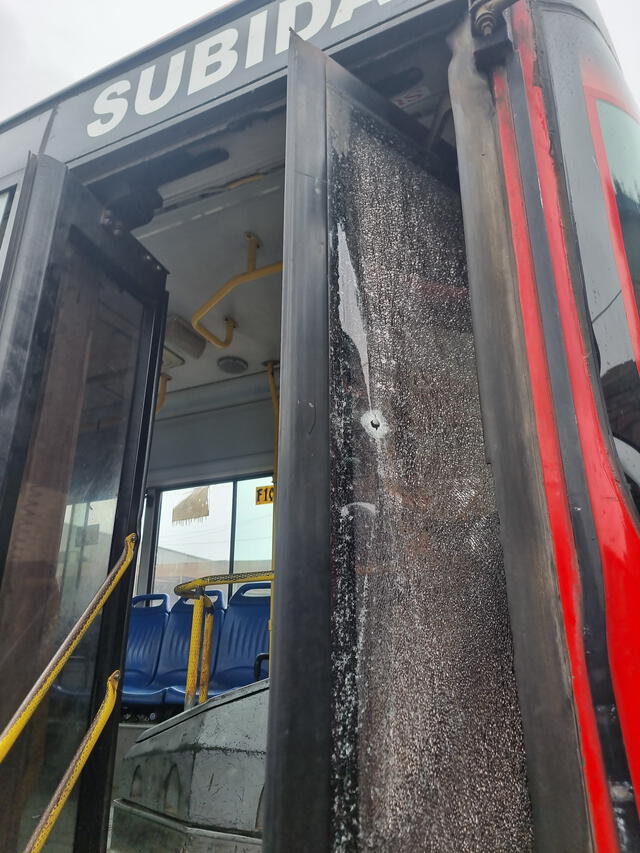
xmin=0 ymin=0 xmax=638 ymax=850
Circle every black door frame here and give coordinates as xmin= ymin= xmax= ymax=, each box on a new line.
xmin=0 ymin=153 xmax=167 ymax=853
xmin=264 ymin=35 xmax=332 ymax=853
xmin=264 ymin=34 xmax=432 ymax=853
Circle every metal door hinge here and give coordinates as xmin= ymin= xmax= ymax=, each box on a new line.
xmin=470 ymin=0 xmax=519 ymax=36
xmin=470 ymin=0 xmax=518 ymax=70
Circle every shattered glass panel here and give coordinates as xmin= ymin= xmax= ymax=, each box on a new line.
xmin=327 ymin=88 xmax=533 ymax=851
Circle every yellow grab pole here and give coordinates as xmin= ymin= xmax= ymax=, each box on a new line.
xmin=198 ymin=609 xmax=214 ymax=705
xmin=23 ymin=671 xmax=121 ymax=853
xmin=0 ymin=534 xmax=136 ymax=764
xmin=268 ymin=585 xmax=273 ymax=663
xmin=174 ymin=578 xmax=274 ymax=690
xmin=155 ymin=372 xmax=170 ymax=414
xmin=185 ymin=592 xmax=205 ymax=710
xmin=191 ymin=232 xmax=283 ymax=349
xmin=266 ymin=361 xmax=279 ymax=487
xmin=266 ymin=360 xmax=279 ymax=664
xmin=246 ymin=231 xmax=258 ymax=272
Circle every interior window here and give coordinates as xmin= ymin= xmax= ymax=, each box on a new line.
xmin=153 ymin=482 xmax=233 ymax=604
xmin=232 ymin=475 xmax=274 ymax=575
xmin=150 ymin=475 xmax=274 ymax=604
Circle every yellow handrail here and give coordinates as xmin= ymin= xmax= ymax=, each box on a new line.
xmin=23 ymin=671 xmax=121 ymax=853
xmin=175 ymin=570 xmax=274 ymax=598
xmin=175 ymin=571 xmax=275 ymax=709
xmin=198 ymin=608 xmax=215 ymax=705
xmin=183 ymin=591 xmax=212 ymax=710
xmin=191 ymin=232 xmax=283 ymax=349
xmin=0 ymin=533 xmax=137 ymax=764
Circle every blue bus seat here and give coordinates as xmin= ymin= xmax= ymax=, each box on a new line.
xmin=121 ymin=594 xmax=169 ymax=705
xmin=159 ymin=590 xmax=226 ymax=706
xmin=57 ymin=593 xmax=171 ymax=702
xmin=207 ymin=582 xmax=271 ymax=696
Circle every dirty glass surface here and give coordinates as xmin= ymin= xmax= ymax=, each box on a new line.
xmin=326 ymin=87 xmax=532 ymax=851
xmin=0 ymin=243 xmax=143 ymax=852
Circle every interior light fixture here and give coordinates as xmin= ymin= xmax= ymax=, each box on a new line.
xmin=217 ymin=355 xmax=249 ymax=375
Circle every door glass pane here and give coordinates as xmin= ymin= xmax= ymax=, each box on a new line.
xmin=326 ymin=87 xmax=531 ymax=847
xmin=0 ymin=186 xmax=14 ymax=251
xmin=153 ymin=482 xmax=233 ymax=605
xmin=0 ymin=243 xmax=144 ymax=851
xmin=233 ymin=476 xmax=274 ymax=575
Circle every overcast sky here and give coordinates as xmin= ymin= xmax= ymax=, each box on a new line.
xmin=0 ymin=0 xmax=637 ymax=123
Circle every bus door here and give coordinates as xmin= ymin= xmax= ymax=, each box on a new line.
xmin=266 ymin=36 xmax=532 ymax=852
xmin=0 ymin=154 xmax=166 ymax=852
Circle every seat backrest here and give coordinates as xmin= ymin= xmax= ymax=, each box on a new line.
xmin=211 ymin=583 xmax=271 ymax=691
xmin=202 ymin=588 xmax=226 ymax=677
xmin=155 ymin=590 xmax=225 ymax=687
xmin=124 ymin=594 xmax=170 ymax=686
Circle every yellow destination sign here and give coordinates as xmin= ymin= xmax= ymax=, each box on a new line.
xmin=255 ymin=485 xmax=274 ymax=505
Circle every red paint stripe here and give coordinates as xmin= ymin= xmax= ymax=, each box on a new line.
xmin=583 ymin=83 xmax=640 ymax=374
xmin=493 ymin=68 xmax=618 ymax=853
xmin=581 ymin=59 xmax=640 ymax=125
xmin=513 ymin=0 xmax=640 ymax=835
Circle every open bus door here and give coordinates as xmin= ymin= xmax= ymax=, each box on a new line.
xmin=0 ymin=153 xmax=166 ymax=852
xmin=265 ymin=35 xmax=532 ymax=852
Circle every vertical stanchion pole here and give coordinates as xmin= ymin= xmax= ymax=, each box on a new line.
xmin=266 ymin=361 xmax=279 ymax=665
xmin=199 ymin=608 xmax=214 ymax=705
xmin=185 ymin=591 xmax=205 ymax=710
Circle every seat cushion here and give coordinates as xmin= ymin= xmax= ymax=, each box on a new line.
xmin=120 ymin=684 xmax=166 ymax=706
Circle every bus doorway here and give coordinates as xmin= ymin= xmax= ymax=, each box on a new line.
xmin=112 ymin=34 xmax=530 ymax=853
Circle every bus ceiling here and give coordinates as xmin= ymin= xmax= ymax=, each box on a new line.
xmin=25 ymin=2 xmax=467 ymax=405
